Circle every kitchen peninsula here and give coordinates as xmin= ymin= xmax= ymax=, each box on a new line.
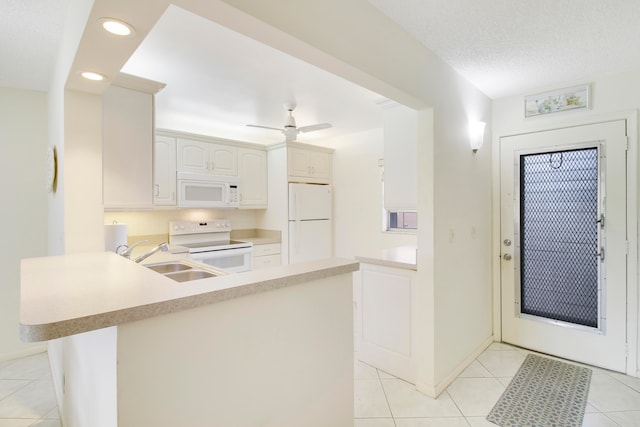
xmin=20 ymin=252 xmax=358 ymax=426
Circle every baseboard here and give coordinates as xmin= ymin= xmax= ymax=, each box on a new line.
xmin=415 ymin=335 xmax=494 ymax=398
xmin=0 ymin=343 xmax=47 ymax=363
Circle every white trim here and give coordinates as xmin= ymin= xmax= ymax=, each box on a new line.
xmin=625 ymin=112 xmax=639 ymax=377
xmin=414 ymin=335 xmax=494 ymax=398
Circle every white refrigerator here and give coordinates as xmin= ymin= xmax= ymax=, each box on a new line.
xmin=288 ymin=183 xmax=332 ymax=264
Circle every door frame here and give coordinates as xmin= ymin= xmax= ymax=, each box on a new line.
xmin=492 ymin=111 xmax=639 ymax=376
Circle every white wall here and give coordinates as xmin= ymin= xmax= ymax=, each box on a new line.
xmin=104 ymin=208 xmax=262 ymax=241
xmin=322 ymin=129 xmax=416 ymax=259
xmin=0 ymin=87 xmax=49 ymax=360
xmin=492 ymin=69 xmax=640 ymax=376
xmin=65 ymin=90 xmax=104 ymax=253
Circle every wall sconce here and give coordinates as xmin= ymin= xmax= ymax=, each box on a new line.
xmin=469 ymin=121 xmax=486 ymax=153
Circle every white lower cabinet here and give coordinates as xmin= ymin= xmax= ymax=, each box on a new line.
xmin=356 ymin=262 xmax=416 ymax=383
xmin=252 ymin=243 xmax=281 ymax=270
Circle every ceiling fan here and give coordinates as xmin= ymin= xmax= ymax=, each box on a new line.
xmin=247 ymin=103 xmax=332 ymax=142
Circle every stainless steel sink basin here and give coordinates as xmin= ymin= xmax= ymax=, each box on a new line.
xmin=146 ymin=262 xmax=192 ymax=274
xmin=164 ymin=270 xmax=217 ymax=282
xmin=145 ymin=260 xmax=223 ymax=283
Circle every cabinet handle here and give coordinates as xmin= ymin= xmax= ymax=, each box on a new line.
xmin=154 ymin=184 xmax=159 ymax=196
xmin=171 ymin=192 xmax=175 ymax=201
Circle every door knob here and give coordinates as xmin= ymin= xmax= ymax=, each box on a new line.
xmin=503 ymin=253 xmax=512 ymax=261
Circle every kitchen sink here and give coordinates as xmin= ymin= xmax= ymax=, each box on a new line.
xmin=164 ymin=270 xmax=217 ymax=282
xmin=145 ymin=260 xmax=223 ymax=283
xmin=146 ymin=262 xmax=192 ymax=274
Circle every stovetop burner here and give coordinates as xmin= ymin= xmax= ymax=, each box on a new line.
xmin=168 ymin=220 xmax=252 ymax=253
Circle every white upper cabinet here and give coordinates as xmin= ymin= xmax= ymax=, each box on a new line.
xmin=383 ymin=104 xmax=417 ymax=211
xmin=154 ymin=135 xmax=177 ymax=206
xmin=287 ymin=145 xmax=332 ymax=184
xmin=238 ymin=147 xmax=268 ymax=208
xmin=103 ymin=85 xmax=153 ymax=210
xmin=177 ymin=138 xmax=238 ymax=176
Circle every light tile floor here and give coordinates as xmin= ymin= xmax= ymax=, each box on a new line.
xmin=355 ymin=342 xmax=640 ymax=427
xmin=0 ymin=352 xmax=59 ymax=427
xmin=3 ymin=343 xmax=640 ymax=426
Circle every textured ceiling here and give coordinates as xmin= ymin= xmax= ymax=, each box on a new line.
xmin=369 ymin=0 xmax=640 ymax=98
xmin=0 ymin=0 xmax=70 ymax=91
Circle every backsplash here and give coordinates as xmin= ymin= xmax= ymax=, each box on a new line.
xmin=104 ymin=209 xmax=262 ymax=238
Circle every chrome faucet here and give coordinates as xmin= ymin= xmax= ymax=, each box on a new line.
xmin=133 ymin=242 xmax=170 ymax=263
xmin=116 ymin=240 xmax=148 ymax=259
xmin=116 ymin=240 xmax=170 ymax=263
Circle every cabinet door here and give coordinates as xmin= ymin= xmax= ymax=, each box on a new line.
xmin=309 ymin=150 xmax=331 ymax=180
xmin=177 ymin=139 xmax=209 ymax=174
xmin=210 ymin=144 xmax=238 ymax=176
xmin=103 ymin=85 xmax=153 ymax=210
xmin=287 ymin=146 xmax=331 ymax=184
xmin=357 ymin=264 xmax=416 ymax=383
xmin=287 ymin=147 xmax=311 ymax=178
xmin=154 ymin=135 xmax=176 ymax=206
xmin=238 ymin=148 xmax=267 ymax=208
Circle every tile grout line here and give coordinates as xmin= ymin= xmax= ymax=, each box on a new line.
xmin=376 ymin=368 xmax=397 ymax=427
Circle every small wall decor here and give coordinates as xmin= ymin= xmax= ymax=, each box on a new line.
xmin=524 ymin=84 xmax=590 ymax=117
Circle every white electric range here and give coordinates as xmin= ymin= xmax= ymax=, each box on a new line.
xmin=169 ymin=220 xmax=253 ymax=273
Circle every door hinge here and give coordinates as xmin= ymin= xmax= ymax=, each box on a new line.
xmin=625 ymin=342 xmax=629 ymax=357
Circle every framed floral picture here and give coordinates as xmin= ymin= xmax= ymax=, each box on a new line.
xmin=524 ymin=84 xmax=590 ymax=117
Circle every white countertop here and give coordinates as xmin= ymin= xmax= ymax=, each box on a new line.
xmin=20 ymin=252 xmax=358 ymax=342
xmin=355 ymin=246 xmax=417 ymax=270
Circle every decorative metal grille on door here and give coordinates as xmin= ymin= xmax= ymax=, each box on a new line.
xmin=519 ymin=147 xmax=600 ymax=328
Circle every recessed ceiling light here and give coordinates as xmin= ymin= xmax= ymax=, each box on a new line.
xmin=81 ymin=71 xmax=106 ymax=81
xmin=98 ymin=17 xmax=135 ymax=37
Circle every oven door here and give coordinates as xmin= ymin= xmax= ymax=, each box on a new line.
xmin=189 ymin=247 xmax=253 ymax=273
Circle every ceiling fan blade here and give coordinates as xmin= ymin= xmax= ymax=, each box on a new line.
xmin=298 ymin=123 xmax=332 ymax=133
xmin=246 ymin=124 xmax=282 ymax=132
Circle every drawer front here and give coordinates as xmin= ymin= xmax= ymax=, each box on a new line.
xmin=253 ymin=243 xmax=281 ymax=257
xmin=252 ymin=254 xmax=281 ymax=270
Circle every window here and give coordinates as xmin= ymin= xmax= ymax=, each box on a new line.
xmin=388 ymin=210 xmax=417 ymax=230
xmin=380 ymin=160 xmax=417 ymax=232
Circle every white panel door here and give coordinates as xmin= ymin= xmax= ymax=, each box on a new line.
xmin=288 ymin=220 xmax=332 ymax=264
xmin=357 ymin=263 xmax=416 ymax=383
xmin=500 ymin=120 xmax=628 ymax=372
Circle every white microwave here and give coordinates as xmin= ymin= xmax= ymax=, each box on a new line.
xmin=177 ymin=172 xmax=239 ymax=208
